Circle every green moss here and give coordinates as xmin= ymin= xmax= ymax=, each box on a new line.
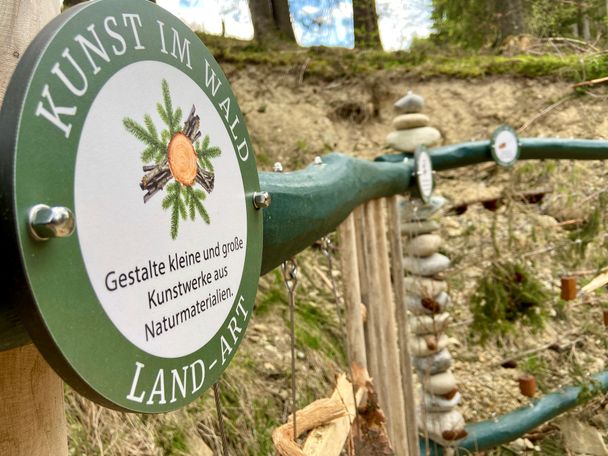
xmin=197 ymin=32 xmax=608 ymax=81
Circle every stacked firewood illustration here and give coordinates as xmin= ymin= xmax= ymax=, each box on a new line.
xmin=140 ymin=105 xmax=215 ymax=203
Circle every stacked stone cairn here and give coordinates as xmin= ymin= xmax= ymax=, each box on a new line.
xmin=401 ymin=192 xmax=468 ymax=446
xmin=386 ymin=91 xmax=442 ymax=152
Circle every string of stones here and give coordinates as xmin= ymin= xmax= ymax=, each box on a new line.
xmin=386 ymin=91 xmax=467 ymax=447
xmin=401 ymin=196 xmax=467 ymax=447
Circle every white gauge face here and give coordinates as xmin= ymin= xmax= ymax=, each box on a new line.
xmin=492 ymin=129 xmax=519 ymax=166
xmin=417 ymin=150 xmax=433 ymax=202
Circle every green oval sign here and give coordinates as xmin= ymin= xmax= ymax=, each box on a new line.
xmin=0 ymin=0 xmax=262 ymax=412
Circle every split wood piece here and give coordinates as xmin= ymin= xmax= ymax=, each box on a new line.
xmin=580 ymin=269 xmax=608 ymax=295
xmin=371 ymin=198 xmax=409 ymax=456
xmin=1 ymin=2 xmax=67 ymax=456
xmin=387 ymin=196 xmax=420 ymax=456
xmin=560 ymin=276 xmax=577 ymax=301
xmin=352 ymin=377 xmax=395 ymax=456
xmin=360 ymin=203 xmax=386 ymax=407
xmin=272 ymin=397 xmax=347 ymax=456
xmin=337 ymin=213 xmax=368 ymax=371
xmin=518 ymin=375 xmax=537 ymax=398
xmin=303 ymin=374 xmax=366 ymax=456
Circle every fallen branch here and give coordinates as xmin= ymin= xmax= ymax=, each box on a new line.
xmin=497 ymin=334 xmax=582 ymax=367
xmin=573 ymin=75 xmax=608 ymax=89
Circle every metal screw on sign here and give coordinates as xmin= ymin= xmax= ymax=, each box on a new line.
xmin=29 ymin=204 xmax=75 ymax=241
xmin=281 ymin=258 xmax=299 ymax=441
xmin=213 ymin=382 xmax=230 ymax=456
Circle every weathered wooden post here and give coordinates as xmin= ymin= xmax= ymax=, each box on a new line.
xmin=0 ymin=1 xmax=265 ymax=454
xmin=0 ymin=2 xmax=67 ymax=455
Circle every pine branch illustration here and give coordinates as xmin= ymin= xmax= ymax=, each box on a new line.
xmin=192 ymin=191 xmax=209 ymax=224
xmin=124 ymin=117 xmax=165 ymax=161
xmin=195 ymin=135 xmax=222 ymax=172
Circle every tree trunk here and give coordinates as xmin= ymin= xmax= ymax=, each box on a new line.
xmin=353 ymin=0 xmax=382 ymax=49
xmin=272 ymin=0 xmax=295 ymax=41
xmin=248 ymin=0 xmax=295 ymax=43
xmin=495 ymin=0 xmax=526 ymax=42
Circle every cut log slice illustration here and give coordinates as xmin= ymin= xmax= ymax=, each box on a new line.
xmin=168 ymin=132 xmax=198 ymax=186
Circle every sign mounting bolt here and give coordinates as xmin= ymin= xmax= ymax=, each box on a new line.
xmin=252 ymin=192 xmax=271 ymax=209
xmin=29 ymin=204 xmax=75 ymax=241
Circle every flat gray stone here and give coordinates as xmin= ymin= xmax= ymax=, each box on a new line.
xmin=413 ymin=348 xmax=453 ymax=375
xmin=422 ymin=370 xmax=457 ymax=395
xmin=410 ymin=313 xmax=451 ymax=335
xmin=386 ymin=127 xmax=441 ymax=152
xmin=394 ymin=91 xmax=424 ymax=113
xmin=392 ymin=113 xmax=430 ymax=130
xmin=406 ymin=291 xmax=451 ymax=315
xmin=401 ymin=220 xmax=440 ymax=236
xmin=403 ymin=277 xmax=447 ymax=297
xmin=403 ymin=253 xmax=450 ymax=276
xmin=404 ymin=234 xmax=442 ymax=257
xmin=410 ymin=334 xmax=448 ymax=357
xmin=422 ymin=391 xmax=461 ymax=413
xmin=400 ymin=196 xmax=446 ymax=222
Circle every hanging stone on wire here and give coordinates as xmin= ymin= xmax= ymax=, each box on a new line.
xmin=398 ymin=192 xmax=468 ymax=447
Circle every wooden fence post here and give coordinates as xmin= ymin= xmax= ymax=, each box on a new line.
xmin=0 ymin=2 xmax=67 ymax=455
xmin=387 ymin=195 xmax=420 ymax=456
xmin=373 ymin=198 xmax=409 ymax=456
xmin=337 ymin=212 xmax=368 ymax=371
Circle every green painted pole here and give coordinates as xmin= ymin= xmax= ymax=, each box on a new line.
xmin=418 ymin=370 xmax=608 ymax=454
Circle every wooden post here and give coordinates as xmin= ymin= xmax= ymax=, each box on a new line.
xmin=0 ymin=2 xmax=67 ymax=456
xmin=372 ymin=198 xmax=409 ymax=456
xmin=361 ymin=202 xmax=389 ymax=416
xmin=387 ymin=195 xmax=420 ymax=456
xmin=337 ymin=212 xmax=368 ymax=371
xmin=353 ymin=206 xmax=370 ymax=322
xmin=560 ymin=276 xmax=577 ymax=301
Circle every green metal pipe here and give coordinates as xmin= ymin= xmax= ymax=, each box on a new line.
xmin=376 ymin=138 xmax=608 ymax=170
xmin=258 ymin=152 xmax=413 ymax=274
xmin=418 ymin=370 xmax=608 ymax=454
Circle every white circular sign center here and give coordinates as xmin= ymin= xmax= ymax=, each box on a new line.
xmin=493 ymin=130 xmax=518 ymax=165
xmin=75 ymin=61 xmax=247 ymax=358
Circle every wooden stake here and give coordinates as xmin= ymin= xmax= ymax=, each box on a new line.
xmin=518 ymin=375 xmax=537 ymax=398
xmin=357 ymin=205 xmax=382 ymax=401
xmin=372 ymin=198 xmax=409 ymax=456
xmin=0 ymin=345 xmax=68 ymax=456
xmin=1 ymin=2 xmax=67 ymax=456
xmin=603 ymin=309 xmax=608 ymax=327
xmin=337 ymin=212 xmax=368 ymax=371
xmin=387 ymin=195 xmax=420 ymax=456
xmin=560 ymin=276 xmax=577 ymax=301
